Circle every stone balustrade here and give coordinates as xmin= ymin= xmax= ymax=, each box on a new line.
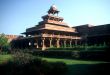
xmin=42 ymin=34 xmax=81 ymax=39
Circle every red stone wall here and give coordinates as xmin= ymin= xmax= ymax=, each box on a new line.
xmin=5 ymin=35 xmax=18 ymax=43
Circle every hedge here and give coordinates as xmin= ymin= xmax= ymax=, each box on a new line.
xmin=47 ymin=47 xmax=108 ymax=51
xmin=30 ymin=50 xmax=108 ymax=61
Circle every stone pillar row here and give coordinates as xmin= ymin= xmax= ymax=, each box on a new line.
xmin=28 ymin=38 xmax=78 ymax=50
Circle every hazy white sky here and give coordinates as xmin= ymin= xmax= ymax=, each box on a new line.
xmin=0 ymin=0 xmax=110 ymax=35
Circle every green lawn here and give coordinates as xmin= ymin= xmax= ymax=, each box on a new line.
xmin=0 ymin=54 xmax=109 ymax=75
xmin=42 ymin=57 xmax=107 ymax=65
xmin=42 ymin=57 xmax=110 ymax=75
xmin=0 ymin=54 xmax=12 ymax=64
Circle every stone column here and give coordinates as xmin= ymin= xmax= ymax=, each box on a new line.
xmin=69 ymin=40 xmax=72 ymax=47
xmin=42 ymin=38 xmax=45 ymax=50
xmin=26 ymin=34 xmax=28 ymax=37
xmin=49 ymin=38 xmax=52 ymax=47
xmin=35 ymin=39 xmax=39 ymax=48
xmin=56 ymin=39 xmax=60 ymax=48
xmin=29 ymin=41 xmax=31 ymax=47
xmin=29 ymin=41 xmax=34 ymax=49
xmin=75 ymin=39 xmax=77 ymax=46
xmin=29 ymin=40 xmax=34 ymax=49
xmin=64 ymin=39 xmax=67 ymax=48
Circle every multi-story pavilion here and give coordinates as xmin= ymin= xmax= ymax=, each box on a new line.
xmin=11 ymin=5 xmax=81 ymax=50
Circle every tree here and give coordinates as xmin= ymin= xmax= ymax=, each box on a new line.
xmin=0 ymin=33 xmax=9 ymax=52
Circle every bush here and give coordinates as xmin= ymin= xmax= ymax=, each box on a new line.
xmin=0 ymin=34 xmax=10 ymax=52
xmin=32 ymin=50 xmax=107 ymax=61
xmin=47 ymin=44 xmax=108 ymax=51
xmin=71 ymin=51 xmax=80 ymax=59
xmin=32 ymin=50 xmax=72 ymax=58
xmin=12 ymin=51 xmax=36 ymax=65
xmin=0 ymin=51 xmax=68 ymax=75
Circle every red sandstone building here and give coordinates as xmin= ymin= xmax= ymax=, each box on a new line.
xmin=11 ymin=5 xmax=110 ymax=50
xmin=11 ymin=5 xmax=81 ymax=50
xmin=74 ymin=24 xmax=110 ymax=45
xmin=5 ymin=35 xmax=19 ymax=43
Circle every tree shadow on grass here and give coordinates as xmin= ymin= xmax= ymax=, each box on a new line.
xmin=66 ymin=63 xmax=110 ymax=75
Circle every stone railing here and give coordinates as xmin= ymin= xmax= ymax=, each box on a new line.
xmin=42 ymin=34 xmax=81 ymax=39
xmin=25 ymin=34 xmax=81 ymax=39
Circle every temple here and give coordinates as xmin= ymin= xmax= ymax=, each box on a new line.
xmin=11 ymin=5 xmax=81 ymax=50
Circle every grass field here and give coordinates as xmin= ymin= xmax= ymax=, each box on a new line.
xmin=0 ymin=54 xmax=109 ymax=75
xmin=0 ymin=54 xmax=12 ymax=64
xmin=42 ymin=57 xmax=110 ymax=75
xmin=42 ymin=57 xmax=107 ymax=65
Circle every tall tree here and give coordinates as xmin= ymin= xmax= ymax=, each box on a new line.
xmin=0 ymin=33 xmax=9 ymax=51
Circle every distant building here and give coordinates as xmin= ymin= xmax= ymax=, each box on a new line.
xmin=0 ymin=34 xmax=18 ymax=43
xmin=5 ymin=35 xmax=19 ymax=43
xmin=74 ymin=24 xmax=110 ymax=45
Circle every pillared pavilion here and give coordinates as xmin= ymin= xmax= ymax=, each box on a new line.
xmin=11 ymin=5 xmax=81 ymax=50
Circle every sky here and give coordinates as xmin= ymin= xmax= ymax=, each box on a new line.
xmin=0 ymin=0 xmax=110 ymax=35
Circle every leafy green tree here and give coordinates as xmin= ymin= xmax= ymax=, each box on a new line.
xmin=0 ymin=33 xmax=9 ymax=51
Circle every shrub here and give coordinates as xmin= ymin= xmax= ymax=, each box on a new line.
xmin=47 ymin=44 xmax=108 ymax=51
xmin=0 ymin=34 xmax=10 ymax=52
xmin=71 ymin=51 xmax=80 ymax=59
xmin=32 ymin=50 xmax=107 ymax=61
xmin=12 ymin=51 xmax=36 ymax=65
xmin=0 ymin=51 xmax=68 ymax=75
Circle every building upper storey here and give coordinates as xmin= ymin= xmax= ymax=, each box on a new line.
xmin=23 ymin=5 xmax=77 ymax=35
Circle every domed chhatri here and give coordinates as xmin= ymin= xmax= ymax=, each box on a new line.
xmin=48 ymin=4 xmax=59 ymax=15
